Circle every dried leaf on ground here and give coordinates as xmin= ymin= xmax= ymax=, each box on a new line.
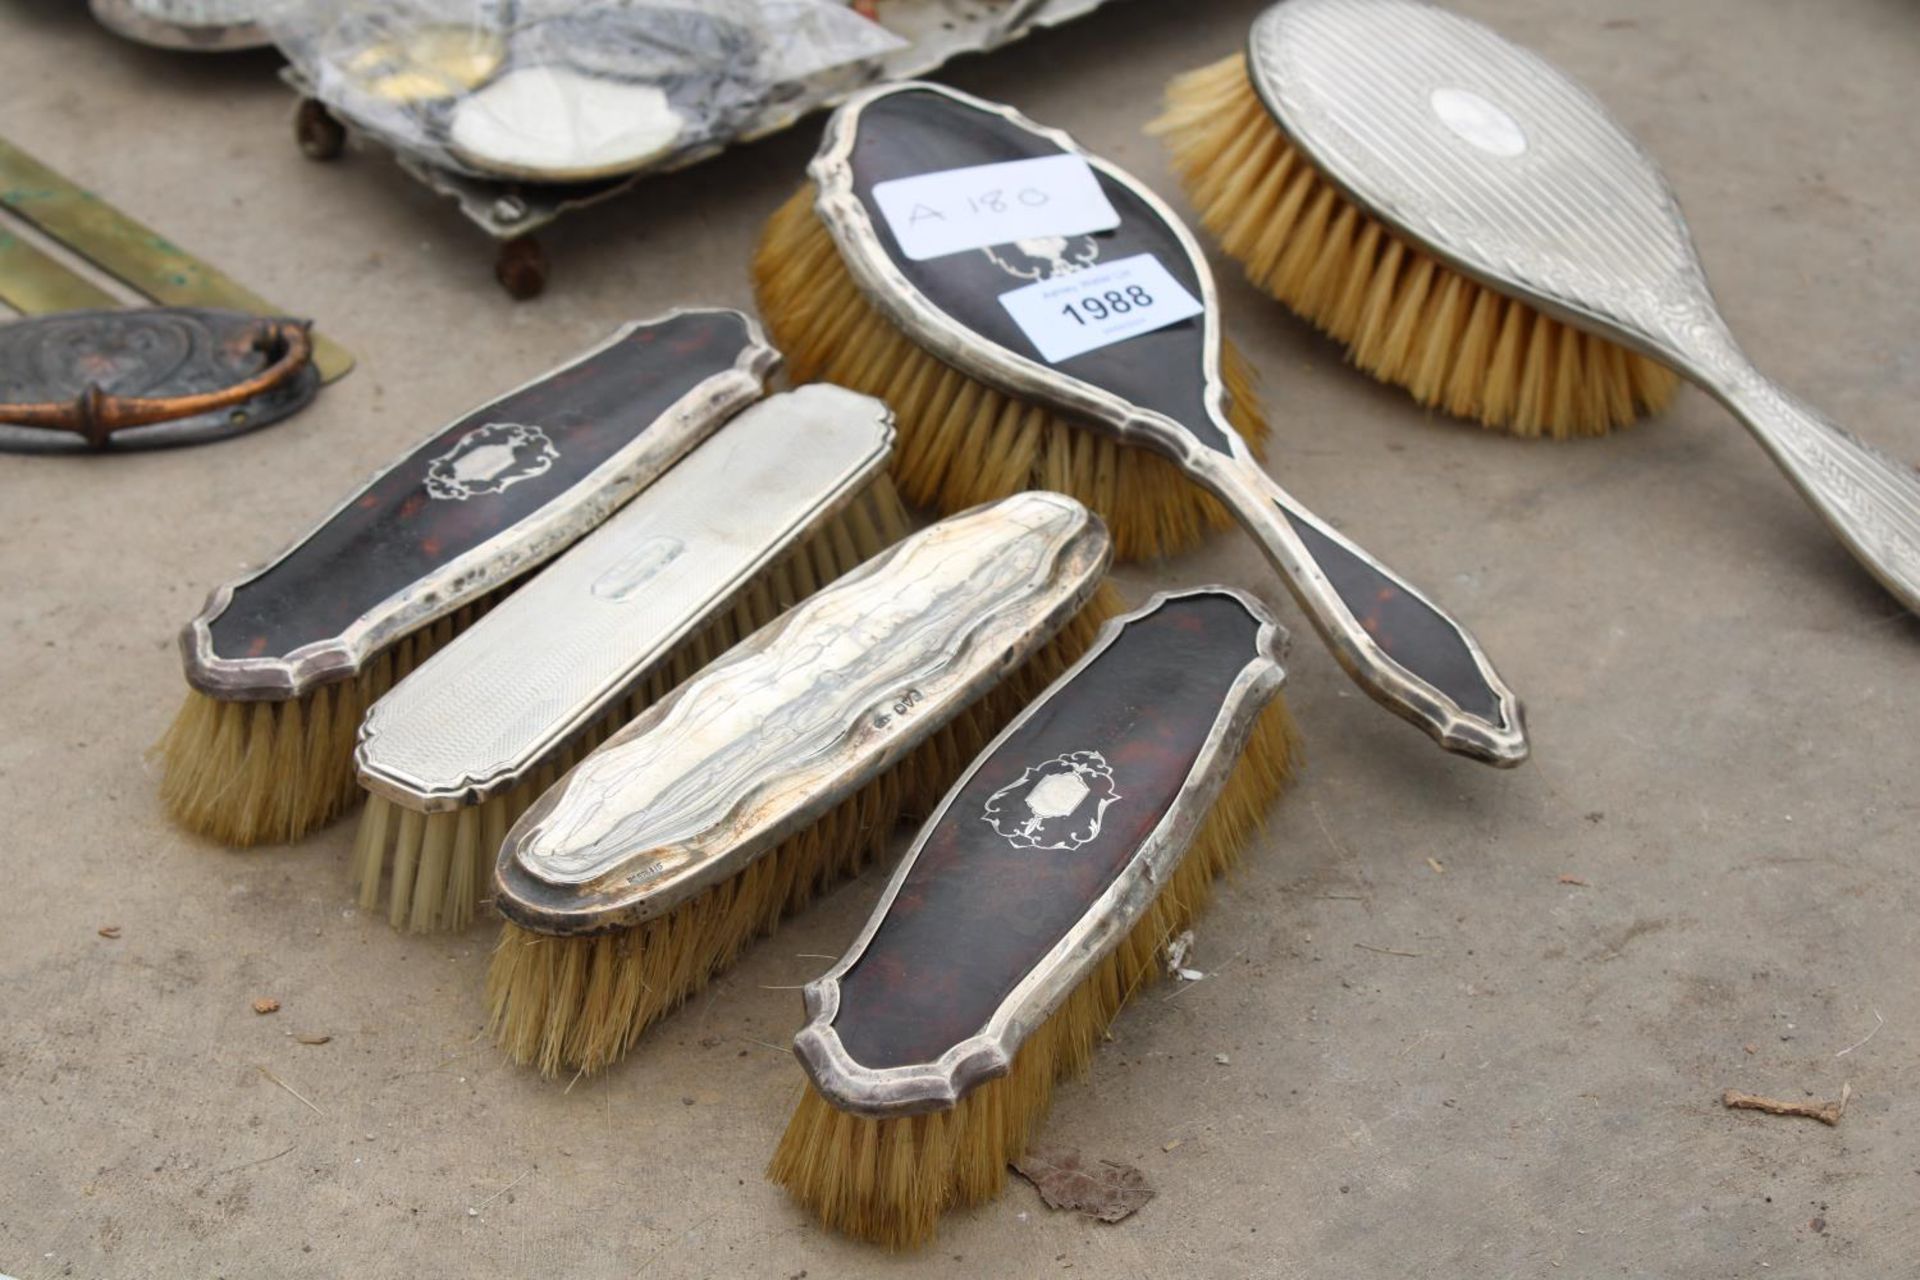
xmin=97 ymin=925 xmax=122 ymax=939
xmin=1012 ymin=1146 xmax=1154 ymax=1224
xmin=294 ymin=1033 xmax=331 ymax=1045
xmin=252 ymin=998 xmax=281 ymax=1015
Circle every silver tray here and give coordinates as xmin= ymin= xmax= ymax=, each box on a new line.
xmin=280 ymin=0 xmax=1127 ymax=295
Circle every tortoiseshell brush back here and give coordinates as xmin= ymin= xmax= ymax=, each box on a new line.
xmin=1157 ymin=0 xmax=1920 ymax=615
xmin=155 ymin=310 xmax=779 ymax=845
xmin=757 ymin=158 xmax=1270 ymax=565
xmin=485 ymin=493 xmax=1126 ymax=1078
xmin=768 ymin=588 xmax=1298 ymax=1248
xmin=350 ymin=385 xmax=911 ymax=933
xmin=757 ymin=82 xmax=1526 ymax=765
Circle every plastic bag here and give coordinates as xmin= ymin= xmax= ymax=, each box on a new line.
xmin=265 ymin=0 xmax=905 ymax=182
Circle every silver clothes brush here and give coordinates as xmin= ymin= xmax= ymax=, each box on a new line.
xmin=485 ymin=492 xmax=1125 ymax=1077
xmin=351 ymin=384 xmax=911 ymax=932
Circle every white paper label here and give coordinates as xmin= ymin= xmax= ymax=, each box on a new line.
xmin=870 ymin=155 xmax=1121 ymax=262
xmin=996 ymin=253 xmax=1204 ymax=363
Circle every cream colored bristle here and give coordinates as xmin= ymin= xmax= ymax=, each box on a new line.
xmin=349 ymin=479 xmax=915 ymax=934
xmin=1151 ymin=54 xmax=1679 ymax=439
xmin=486 ymin=580 xmax=1129 ymax=1076
xmin=767 ymin=694 xmax=1300 ymax=1248
xmin=155 ymin=596 xmax=503 ymax=847
xmin=752 ymin=187 xmax=1270 ymax=562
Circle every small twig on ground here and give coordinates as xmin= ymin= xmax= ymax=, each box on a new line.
xmin=210 ymin=1143 xmax=297 ymax=1178
xmin=1396 ymin=1029 xmax=1434 ymax=1060
xmin=740 ymin=1038 xmax=792 ymax=1056
xmin=468 ymin=1167 xmax=534 ymax=1216
xmin=1835 ymin=1010 xmax=1885 ymax=1058
xmin=1355 ymin=943 xmax=1424 ymax=958
xmin=255 ymin=1065 xmax=324 ymax=1116
xmin=382 ymin=1040 xmax=483 ymax=1082
xmin=1722 ymin=1084 xmax=1850 ymax=1126
xmin=1309 ymin=800 xmax=1350 ymax=861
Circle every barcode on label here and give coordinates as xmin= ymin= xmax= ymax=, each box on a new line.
xmin=997 ymin=253 xmax=1204 ymax=363
xmin=870 ymin=155 xmax=1121 ymax=262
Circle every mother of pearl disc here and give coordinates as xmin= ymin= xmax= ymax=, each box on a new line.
xmin=448 ymin=66 xmax=687 ymax=182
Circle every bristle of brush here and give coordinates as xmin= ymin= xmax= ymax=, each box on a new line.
xmin=752 ymin=187 xmax=1269 ymax=561
xmin=766 ymin=693 xmax=1299 ymax=1248
xmin=486 ymin=579 xmax=1128 ymax=1076
xmin=1151 ymin=55 xmax=1678 ymax=439
xmin=155 ymin=594 xmax=508 ymax=847
xmin=351 ymin=479 xmax=915 ymax=934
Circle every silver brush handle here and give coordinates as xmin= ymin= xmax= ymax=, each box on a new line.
xmin=1200 ymin=452 xmax=1527 ymax=766
xmin=1683 ymin=335 xmax=1920 ymax=615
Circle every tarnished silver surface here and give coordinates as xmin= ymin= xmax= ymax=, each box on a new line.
xmin=179 ymin=310 xmax=779 ymax=701
xmin=495 ymin=492 xmax=1113 ymax=936
xmin=283 ymin=0 xmax=1127 ymax=241
xmin=794 ymin=588 xmax=1289 ymax=1117
xmin=0 ymin=308 xmax=317 ymax=453
xmin=812 ymin=81 xmax=1526 ymax=766
xmin=1252 ymin=0 xmax=1920 ymax=616
xmin=355 ymin=384 xmax=894 ymax=811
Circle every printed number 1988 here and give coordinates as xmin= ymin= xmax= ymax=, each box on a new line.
xmin=1062 ymin=285 xmax=1154 ymax=326
xmin=999 ymin=251 xmax=1202 ymax=363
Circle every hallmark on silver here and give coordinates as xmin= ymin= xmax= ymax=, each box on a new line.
xmin=424 ymin=422 xmax=559 ymax=501
xmin=982 ymin=750 xmax=1120 ymax=851
xmin=590 ymin=536 xmax=687 ymax=601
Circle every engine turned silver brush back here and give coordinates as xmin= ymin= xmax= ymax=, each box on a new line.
xmin=1253 ymin=0 xmax=1920 ymax=614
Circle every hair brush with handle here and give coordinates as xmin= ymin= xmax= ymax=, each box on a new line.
xmin=769 ymin=587 xmax=1297 ymax=1248
xmin=1157 ymin=0 xmax=1920 ymax=614
xmin=156 ymin=310 xmax=779 ymax=846
xmin=758 ymin=81 xmax=1525 ymax=765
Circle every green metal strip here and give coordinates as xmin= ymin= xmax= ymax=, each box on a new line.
xmin=0 ymin=136 xmax=353 ymax=382
xmin=0 ymin=229 xmax=121 ymax=313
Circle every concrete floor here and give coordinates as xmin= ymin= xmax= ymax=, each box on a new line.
xmin=3 ymin=0 xmax=1917 ymax=1275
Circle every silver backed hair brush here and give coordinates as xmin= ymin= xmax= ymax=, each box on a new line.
xmin=1157 ymin=0 xmax=1920 ymax=614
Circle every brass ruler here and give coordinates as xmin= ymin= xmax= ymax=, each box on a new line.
xmin=0 ymin=136 xmax=352 ymax=381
